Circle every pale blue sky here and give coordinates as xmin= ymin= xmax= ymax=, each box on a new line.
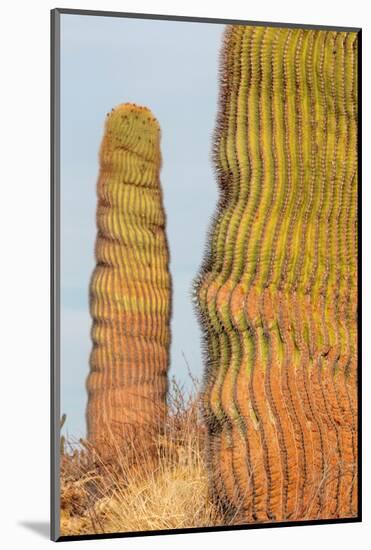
xmin=60 ymin=14 xmax=224 ymax=438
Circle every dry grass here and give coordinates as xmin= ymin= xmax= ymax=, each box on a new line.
xmin=60 ymin=377 xmax=223 ymax=536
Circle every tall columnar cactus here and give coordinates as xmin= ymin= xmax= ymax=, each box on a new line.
xmin=195 ymin=26 xmax=358 ymax=522
xmin=86 ymin=103 xmax=171 ymax=453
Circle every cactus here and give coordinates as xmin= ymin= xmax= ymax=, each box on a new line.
xmin=195 ymin=26 xmax=358 ymax=522
xmin=86 ymin=103 xmax=171 ymax=455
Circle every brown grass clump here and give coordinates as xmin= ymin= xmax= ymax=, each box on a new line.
xmin=60 ymin=377 xmax=223 ymax=536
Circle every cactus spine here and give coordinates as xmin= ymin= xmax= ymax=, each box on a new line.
xmin=86 ymin=103 xmax=171 ymax=454
xmin=195 ymin=26 xmax=358 ymax=522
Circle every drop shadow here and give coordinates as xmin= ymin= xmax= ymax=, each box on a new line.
xmin=18 ymin=521 xmax=49 ymax=539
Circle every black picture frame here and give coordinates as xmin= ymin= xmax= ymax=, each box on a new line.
xmin=51 ymin=7 xmax=362 ymax=542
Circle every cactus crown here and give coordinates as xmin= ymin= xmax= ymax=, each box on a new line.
xmin=102 ymin=103 xmax=161 ymax=165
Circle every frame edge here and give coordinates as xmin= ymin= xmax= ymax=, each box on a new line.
xmin=51 ymin=7 xmax=61 ymax=543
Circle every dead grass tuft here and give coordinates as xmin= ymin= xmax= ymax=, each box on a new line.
xmin=60 ymin=377 xmax=223 ymax=536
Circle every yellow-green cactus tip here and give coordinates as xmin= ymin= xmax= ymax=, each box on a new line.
xmin=102 ymin=102 xmax=161 ymax=162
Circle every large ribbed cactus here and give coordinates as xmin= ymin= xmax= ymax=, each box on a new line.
xmin=86 ymin=103 xmax=171 ymax=454
xmin=195 ymin=26 xmax=358 ymax=523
